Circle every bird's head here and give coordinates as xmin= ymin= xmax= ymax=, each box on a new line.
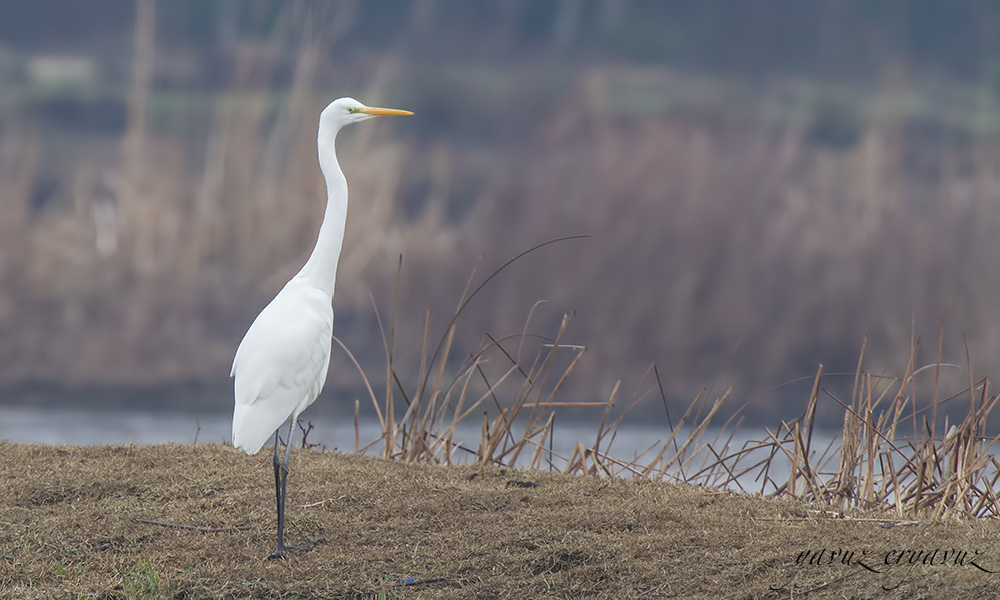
xmin=319 ymin=97 xmax=413 ymax=133
xmin=316 ymin=97 xmax=413 ymax=184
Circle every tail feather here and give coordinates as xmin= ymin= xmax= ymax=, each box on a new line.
xmin=232 ymin=402 xmax=289 ymax=455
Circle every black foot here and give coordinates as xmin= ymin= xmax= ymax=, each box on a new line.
xmin=265 ymin=549 xmax=287 ymax=561
xmin=265 ymin=540 xmax=320 ymax=560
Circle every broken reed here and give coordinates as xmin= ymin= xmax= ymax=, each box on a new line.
xmin=341 ymin=254 xmax=1000 ymax=521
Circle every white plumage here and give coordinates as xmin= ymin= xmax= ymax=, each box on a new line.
xmin=232 ymin=284 xmax=333 ymax=454
xmin=230 ymin=97 xmax=412 ymax=558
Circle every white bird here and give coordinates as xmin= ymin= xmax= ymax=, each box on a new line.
xmin=231 ymin=97 xmax=412 ymax=559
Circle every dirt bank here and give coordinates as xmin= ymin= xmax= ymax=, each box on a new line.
xmin=1 ymin=442 xmax=999 ymax=598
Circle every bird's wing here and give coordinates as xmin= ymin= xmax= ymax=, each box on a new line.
xmin=231 ymin=287 xmax=333 ymax=454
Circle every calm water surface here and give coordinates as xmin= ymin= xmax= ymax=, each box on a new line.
xmin=0 ymin=405 xmax=833 ymax=489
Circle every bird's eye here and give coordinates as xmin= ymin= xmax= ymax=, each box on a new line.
xmin=347 ymin=107 xmax=359 ymax=114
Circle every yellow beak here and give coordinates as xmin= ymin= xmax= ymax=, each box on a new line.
xmin=361 ymin=106 xmax=414 ymax=117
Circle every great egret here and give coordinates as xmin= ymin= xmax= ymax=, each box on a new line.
xmin=231 ymin=97 xmax=412 ymax=559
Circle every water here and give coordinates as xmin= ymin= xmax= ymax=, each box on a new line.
xmin=0 ymin=404 xmax=706 ymax=454
xmin=0 ymin=405 xmax=370 ymax=449
xmin=0 ymin=404 xmax=816 ymax=489
xmin=6 ymin=405 xmax=996 ymax=512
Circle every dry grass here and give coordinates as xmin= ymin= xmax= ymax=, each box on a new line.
xmin=4 ymin=442 xmax=1000 ymax=599
xmin=333 ymin=246 xmax=1000 ymax=526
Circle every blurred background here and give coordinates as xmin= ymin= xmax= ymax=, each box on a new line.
xmin=3 ymin=1 xmax=1000 ymax=443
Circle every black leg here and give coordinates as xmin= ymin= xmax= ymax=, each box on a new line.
xmin=267 ymin=429 xmax=286 ymax=559
xmin=265 ymin=417 xmax=317 ymax=560
xmin=277 ymin=418 xmax=294 ymax=552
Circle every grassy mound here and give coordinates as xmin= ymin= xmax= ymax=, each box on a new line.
xmin=2 ymin=442 xmax=999 ymax=598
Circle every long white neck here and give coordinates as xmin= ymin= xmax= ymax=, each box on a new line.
xmin=293 ymin=124 xmax=347 ymax=299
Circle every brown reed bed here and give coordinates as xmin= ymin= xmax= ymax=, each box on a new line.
xmin=335 ymin=244 xmax=1000 ymax=524
xmin=738 ymin=340 xmax=1000 ymax=520
xmin=10 ymin=5 xmax=1000 ymax=415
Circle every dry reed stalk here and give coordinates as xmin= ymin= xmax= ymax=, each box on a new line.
xmin=386 ymin=260 xmax=402 ymax=458
xmin=657 ymin=388 xmax=732 ymax=479
xmin=637 ymin=389 xmax=705 ymax=478
xmin=120 ymin=0 xmax=154 ymax=269
xmin=528 ymin=413 xmax=556 ymax=469
xmin=333 ymin=335 xmax=384 ymax=431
